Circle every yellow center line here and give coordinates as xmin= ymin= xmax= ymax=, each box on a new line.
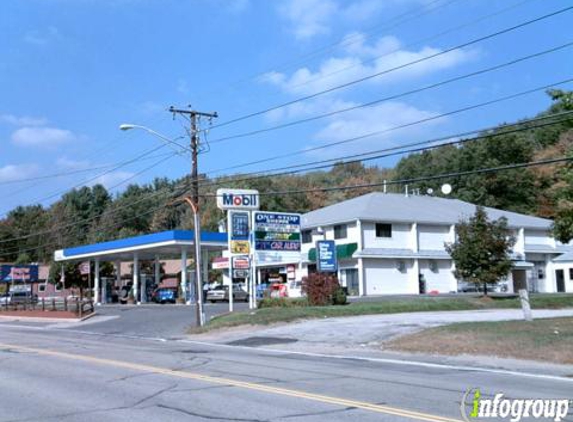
xmin=0 ymin=342 xmax=462 ymax=422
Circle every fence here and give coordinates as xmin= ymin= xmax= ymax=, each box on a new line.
xmin=0 ymin=297 xmax=94 ymax=318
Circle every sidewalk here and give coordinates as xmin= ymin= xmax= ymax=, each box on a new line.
xmin=188 ymin=308 xmax=573 ymax=377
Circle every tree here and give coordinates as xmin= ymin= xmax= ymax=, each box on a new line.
xmin=48 ymin=262 xmax=88 ymax=291
xmin=445 ymin=207 xmax=515 ymax=295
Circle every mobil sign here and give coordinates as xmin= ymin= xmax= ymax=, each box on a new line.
xmin=217 ymin=188 xmax=260 ymax=210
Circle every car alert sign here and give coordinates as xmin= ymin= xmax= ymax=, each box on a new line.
xmin=217 ymin=189 xmax=260 ymax=210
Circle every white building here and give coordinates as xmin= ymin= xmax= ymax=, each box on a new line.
xmin=299 ymin=192 xmax=571 ymax=296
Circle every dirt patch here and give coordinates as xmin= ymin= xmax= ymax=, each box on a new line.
xmin=385 ymin=317 xmax=573 ymax=365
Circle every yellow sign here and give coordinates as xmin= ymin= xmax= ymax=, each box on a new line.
xmin=231 ymin=241 xmax=250 ymax=254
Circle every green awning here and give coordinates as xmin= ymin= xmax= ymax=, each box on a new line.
xmin=308 ymin=243 xmax=358 ymax=262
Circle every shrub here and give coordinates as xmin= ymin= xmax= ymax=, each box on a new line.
xmin=302 ymin=273 xmax=345 ymax=306
xmin=332 ymin=286 xmax=347 ymax=305
xmin=258 ymin=297 xmax=309 ymax=309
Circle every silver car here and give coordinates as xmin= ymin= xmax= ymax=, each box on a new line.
xmin=206 ymin=285 xmax=248 ymax=303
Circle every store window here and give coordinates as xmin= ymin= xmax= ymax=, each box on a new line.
xmin=376 ymin=223 xmax=392 ymax=238
xmin=334 ymin=224 xmax=347 ymax=239
xmin=302 ymin=230 xmax=312 ymax=244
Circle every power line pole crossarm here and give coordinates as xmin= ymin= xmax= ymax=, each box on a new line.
xmin=169 ymin=106 xmax=218 ymax=327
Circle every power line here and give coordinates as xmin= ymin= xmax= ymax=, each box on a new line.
xmin=194 ymin=112 xmax=573 ymax=190
xmin=208 ymin=5 xmax=573 ymax=131
xmin=205 ymin=77 xmax=573 ymax=175
xmin=0 ymin=172 xmax=194 ymax=252
xmin=205 ymin=156 xmax=573 ymax=198
xmin=193 ymin=0 xmax=463 ymax=102
xmin=0 ymin=188 xmax=188 ymax=258
xmin=0 ymin=143 xmax=169 ymax=218
xmin=283 ymin=0 xmax=535 ymax=94
xmin=208 ymin=41 xmax=573 ymax=143
xmin=4 ymin=153 xmax=569 ymax=258
xmin=0 ymin=152 xmax=174 ymax=186
xmin=3 ymin=111 xmax=568 ymax=249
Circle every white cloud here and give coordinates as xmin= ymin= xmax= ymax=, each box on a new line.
xmin=0 ymin=114 xmax=48 ymax=126
xmin=278 ymin=0 xmax=338 ymax=40
xmin=11 ymin=127 xmax=76 ymax=147
xmin=263 ymin=33 xmax=476 ymax=95
xmin=0 ymin=164 xmax=39 ymax=183
xmin=306 ymin=101 xmax=445 ymax=158
xmin=23 ymin=26 xmax=60 ymax=45
xmin=277 ymin=0 xmax=432 ymax=40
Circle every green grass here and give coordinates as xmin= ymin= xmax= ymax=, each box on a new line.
xmin=191 ymin=294 xmax=573 ymax=334
xmin=387 ymin=317 xmax=573 ymax=364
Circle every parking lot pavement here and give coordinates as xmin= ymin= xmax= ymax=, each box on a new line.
xmin=53 ymin=302 xmax=250 ymax=339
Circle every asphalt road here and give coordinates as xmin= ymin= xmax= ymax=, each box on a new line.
xmin=0 ymin=322 xmax=572 ymax=422
xmin=49 ymin=302 xmax=250 ymax=339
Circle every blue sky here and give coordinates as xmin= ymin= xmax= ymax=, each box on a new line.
xmin=0 ymin=0 xmax=571 ymax=213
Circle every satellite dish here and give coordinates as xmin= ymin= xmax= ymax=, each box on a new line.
xmin=441 ymin=183 xmax=452 ymax=195
xmin=426 ymin=188 xmax=434 ymax=195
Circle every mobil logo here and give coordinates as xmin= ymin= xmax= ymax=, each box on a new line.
xmin=217 ymin=188 xmax=260 ymax=210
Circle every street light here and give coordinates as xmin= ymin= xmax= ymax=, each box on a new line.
xmin=119 ymin=123 xmax=190 ymax=155
xmin=119 ymin=122 xmax=206 ymax=326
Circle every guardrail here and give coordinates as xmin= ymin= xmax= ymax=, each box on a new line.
xmin=0 ymin=297 xmax=94 ymax=318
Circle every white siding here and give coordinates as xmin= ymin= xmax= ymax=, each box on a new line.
xmin=363 ymin=258 xmax=417 ymax=294
xmin=362 ymin=222 xmax=411 ymax=249
xmin=551 ymin=263 xmax=573 ymax=293
xmin=418 ymin=225 xmax=450 ymax=250
xmin=419 ymin=260 xmax=456 ymax=293
xmin=524 ymin=229 xmax=552 ymax=246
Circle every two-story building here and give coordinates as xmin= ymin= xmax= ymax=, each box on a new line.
xmin=299 ymin=192 xmax=572 ymax=296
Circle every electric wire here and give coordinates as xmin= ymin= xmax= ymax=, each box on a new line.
xmin=208 ymin=5 xmax=573 ymax=131
xmin=208 ymin=41 xmax=573 ymax=143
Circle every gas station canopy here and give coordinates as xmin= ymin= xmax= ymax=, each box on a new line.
xmin=54 ymin=230 xmax=228 ymax=262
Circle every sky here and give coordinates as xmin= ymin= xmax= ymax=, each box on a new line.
xmin=0 ymin=0 xmax=572 ymax=213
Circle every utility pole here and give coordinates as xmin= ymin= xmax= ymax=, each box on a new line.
xmin=169 ymin=106 xmax=218 ymax=327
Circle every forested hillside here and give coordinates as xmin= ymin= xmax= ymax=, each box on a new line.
xmin=1 ymin=90 xmax=572 ymax=263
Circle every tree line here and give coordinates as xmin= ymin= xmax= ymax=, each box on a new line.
xmin=1 ymin=90 xmax=572 ymax=265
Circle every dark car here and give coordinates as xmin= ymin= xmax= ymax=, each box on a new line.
xmin=206 ymin=285 xmax=248 ymax=303
xmin=151 ymin=288 xmax=177 ymax=304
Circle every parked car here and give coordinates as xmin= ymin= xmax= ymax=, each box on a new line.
xmin=0 ymin=291 xmax=38 ymax=305
xmin=151 ymin=288 xmax=177 ymax=304
xmin=206 ymin=285 xmax=248 ymax=303
xmin=0 ymin=293 xmax=11 ymax=305
xmin=457 ymin=281 xmax=509 ymax=293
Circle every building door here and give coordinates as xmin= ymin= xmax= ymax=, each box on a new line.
xmin=344 ymin=269 xmax=359 ymax=296
xmin=555 ymin=269 xmax=565 ymax=293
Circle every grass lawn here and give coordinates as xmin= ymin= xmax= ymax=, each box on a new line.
xmin=385 ymin=317 xmax=573 ymax=364
xmin=194 ymin=294 xmax=573 ymax=333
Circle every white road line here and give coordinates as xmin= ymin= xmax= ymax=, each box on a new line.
xmin=1 ymin=322 xmax=571 ymax=383
xmin=177 ymin=339 xmax=573 ymax=384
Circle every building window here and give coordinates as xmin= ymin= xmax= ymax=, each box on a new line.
xmin=334 ymin=224 xmax=347 ymax=239
xmin=55 ymin=282 xmax=63 ymax=292
xmin=302 ymin=230 xmax=312 ymax=244
xmin=376 ymin=223 xmax=392 ymax=238
xmin=38 ymin=283 xmax=47 ymax=293
xmin=569 ymin=268 xmax=573 ymax=280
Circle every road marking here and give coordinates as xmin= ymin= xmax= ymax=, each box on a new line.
xmin=2 ymin=323 xmax=572 ymax=383
xmin=0 ymin=342 xmax=461 ymax=422
xmin=179 ymin=339 xmax=573 ymax=384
